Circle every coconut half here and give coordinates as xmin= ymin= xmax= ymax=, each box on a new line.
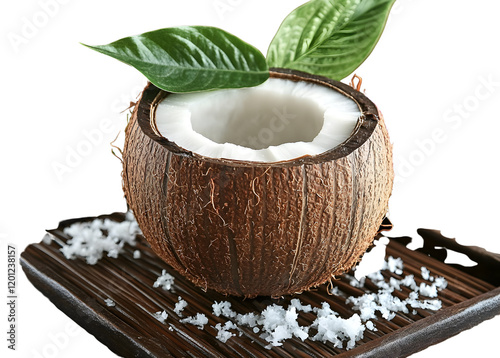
xmin=123 ymin=68 xmax=394 ymax=297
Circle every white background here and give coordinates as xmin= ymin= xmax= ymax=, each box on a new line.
xmin=1 ymin=0 xmax=499 ymax=357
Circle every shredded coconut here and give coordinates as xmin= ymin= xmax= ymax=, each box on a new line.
xmin=174 ymin=297 xmax=188 ymax=316
xmin=384 ymin=256 xmax=404 ymax=275
xmin=172 ymin=256 xmax=447 ymax=349
xmin=154 ymin=310 xmax=168 ymax=323
xmin=311 ymin=309 xmax=365 ymax=349
xmin=180 ymin=313 xmax=208 ymax=330
xmin=104 ymin=298 xmax=115 ymax=307
xmin=133 ymin=250 xmax=141 ymax=259
xmin=212 ymin=301 xmax=237 ymax=318
xmin=215 ymin=321 xmax=238 ymax=343
xmin=421 ymin=266 xmax=431 ymax=281
xmin=206 ymin=257 xmax=449 ymax=349
xmin=365 ymin=321 xmax=376 ymax=331
xmin=290 ymin=298 xmax=313 ymax=313
xmin=258 ymin=305 xmax=309 ymax=347
xmin=235 ymin=312 xmax=259 ymax=328
xmin=210 ymin=299 xmax=368 ymax=349
xmin=153 ymin=270 xmax=175 ymax=291
xmin=419 ymin=282 xmax=438 ymax=298
xmin=345 ymin=258 xmax=448 ymax=322
xmin=330 ymin=286 xmax=346 ymax=297
xmin=60 ymin=213 xmax=141 ymax=265
xmin=434 ymin=276 xmax=448 ymax=290
xmin=42 ymin=234 xmax=52 ymax=245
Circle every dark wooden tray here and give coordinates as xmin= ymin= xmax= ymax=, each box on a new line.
xmin=20 ymin=213 xmax=500 ymax=358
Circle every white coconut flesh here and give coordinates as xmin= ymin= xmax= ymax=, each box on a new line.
xmin=155 ymin=78 xmax=361 ymax=162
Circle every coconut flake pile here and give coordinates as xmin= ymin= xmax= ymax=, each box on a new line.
xmin=346 ymin=256 xmax=448 ymax=321
xmin=148 ymin=253 xmax=448 ymax=350
xmin=155 ymin=78 xmax=361 ymax=162
xmin=60 ymin=212 xmax=141 ymax=265
xmin=345 ymin=257 xmax=448 ymax=321
xmin=207 ymin=260 xmax=447 ymax=349
xmin=209 ymin=299 xmax=365 ymax=350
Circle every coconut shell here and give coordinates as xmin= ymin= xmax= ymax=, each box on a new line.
xmin=122 ymin=68 xmax=393 ymax=297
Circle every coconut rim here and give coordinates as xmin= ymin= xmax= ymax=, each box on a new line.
xmin=136 ymin=68 xmax=379 ymax=168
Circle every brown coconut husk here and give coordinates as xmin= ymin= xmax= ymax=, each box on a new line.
xmin=122 ymin=68 xmax=394 ymax=298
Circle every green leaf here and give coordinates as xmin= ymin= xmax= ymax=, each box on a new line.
xmin=267 ymin=0 xmax=396 ymax=80
xmin=83 ymin=26 xmax=269 ymax=93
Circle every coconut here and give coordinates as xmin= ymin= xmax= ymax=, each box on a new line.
xmin=122 ymin=68 xmax=393 ymax=298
